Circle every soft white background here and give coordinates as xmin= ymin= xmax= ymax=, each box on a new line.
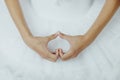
xmin=0 ymin=0 xmax=120 ymax=80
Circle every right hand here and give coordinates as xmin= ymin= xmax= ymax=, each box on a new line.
xmin=24 ymin=33 xmax=59 ymax=62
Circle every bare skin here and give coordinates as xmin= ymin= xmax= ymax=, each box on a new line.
xmin=5 ymin=0 xmax=120 ymax=62
xmin=5 ymin=0 xmax=59 ymax=62
xmin=57 ymin=0 xmax=120 ymax=61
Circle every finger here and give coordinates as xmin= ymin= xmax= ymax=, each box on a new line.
xmin=43 ymin=52 xmax=57 ymax=62
xmin=55 ymin=49 xmax=59 ymax=57
xmin=38 ymin=51 xmax=56 ymax=62
xmin=60 ymin=50 xmax=73 ymax=61
xmin=58 ymin=32 xmax=72 ymax=42
xmin=47 ymin=32 xmax=58 ymax=41
xmin=46 ymin=48 xmax=59 ymax=61
xmin=47 ymin=57 xmax=57 ymax=62
xmin=47 ymin=52 xmax=58 ymax=62
xmin=59 ymin=48 xmax=64 ymax=57
xmin=40 ymin=46 xmax=58 ymax=62
xmin=38 ymin=50 xmax=57 ymax=62
xmin=59 ymin=32 xmax=69 ymax=39
xmin=45 ymin=57 xmax=57 ymax=62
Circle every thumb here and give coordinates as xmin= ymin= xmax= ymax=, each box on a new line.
xmin=59 ymin=48 xmax=64 ymax=57
xmin=55 ymin=49 xmax=59 ymax=56
xmin=59 ymin=32 xmax=71 ymax=41
xmin=47 ymin=32 xmax=58 ymax=41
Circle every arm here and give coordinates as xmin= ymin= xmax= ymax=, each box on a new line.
xmin=58 ymin=0 xmax=120 ymax=61
xmin=85 ymin=0 xmax=120 ymax=42
xmin=5 ymin=0 xmax=59 ymax=62
xmin=5 ymin=0 xmax=32 ymax=40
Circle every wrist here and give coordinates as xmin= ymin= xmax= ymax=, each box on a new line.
xmin=84 ymin=33 xmax=96 ymax=44
xmin=84 ymin=29 xmax=99 ymax=40
xmin=22 ymin=33 xmax=33 ymax=43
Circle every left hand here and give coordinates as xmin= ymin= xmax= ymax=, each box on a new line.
xmin=24 ymin=33 xmax=59 ymax=62
xmin=57 ymin=32 xmax=92 ymax=61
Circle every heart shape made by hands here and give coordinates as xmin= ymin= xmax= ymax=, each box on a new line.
xmin=45 ymin=31 xmax=85 ymax=61
xmin=47 ymin=32 xmax=70 ymax=54
xmin=46 ymin=31 xmax=85 ymax=61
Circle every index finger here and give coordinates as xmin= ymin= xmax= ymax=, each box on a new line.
xmin=61 ymin=49 xmax=74 ymax=61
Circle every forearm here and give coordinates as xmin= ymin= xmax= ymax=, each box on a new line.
xmin=5 ymin=0 xmax=32 ymax=40
xmin=85 ymin=0 xmax=120 ymax=41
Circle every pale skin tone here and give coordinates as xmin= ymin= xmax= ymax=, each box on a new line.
xmin=5 ymin=0 xmax=120 ymax=62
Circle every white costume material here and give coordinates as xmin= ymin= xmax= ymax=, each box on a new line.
xmin=0 ymin=0 xmax=120 ymax=80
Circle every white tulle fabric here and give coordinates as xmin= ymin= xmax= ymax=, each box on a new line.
xmin=0 ymin=0 xmax=120 ymax=80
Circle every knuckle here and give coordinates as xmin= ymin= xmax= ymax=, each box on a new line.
xmin=61 ymin=58 xmax=66 ymax=61
xmin=48 ymin=36 xmax=54 ymax=41
xmin=49 ymin=58 xmax=57 ymax=62
xmin=40 ymin=53 xmax=48 ymax=59
xmin=52 ymin=59 xmax=57 ymax=62
xmin=46 ymin=37 xmax=50 ymax=42
xmin=41 ymin=55 xmax=47 ymax=59
xmin=73 ymin=54 xmax=78 ymax=58
xmin=61 ymin=57 xmax=68 ymax=61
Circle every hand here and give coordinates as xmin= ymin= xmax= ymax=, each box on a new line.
xmin=58 ymin=32 xmax=91 ymax=61
xmin=24 ymin=33 xmax=59 ymax=62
